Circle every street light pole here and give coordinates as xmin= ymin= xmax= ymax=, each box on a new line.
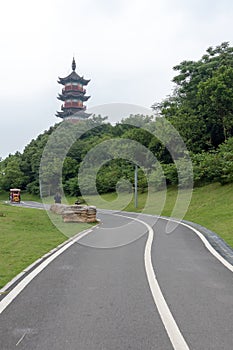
xmin=134 ymin=164 xmax=138 ymax=208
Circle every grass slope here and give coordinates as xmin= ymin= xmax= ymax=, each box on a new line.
xmin=81 ymin=183 xmax=233 ymax=248
xmin=0 ymin=202 xmax=92 ymax=289
xmin=185 ymin=183 xmax=233 ymax=247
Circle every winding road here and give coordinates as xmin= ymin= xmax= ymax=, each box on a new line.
xmin=0 ymin=207 xmax=233 ymax=349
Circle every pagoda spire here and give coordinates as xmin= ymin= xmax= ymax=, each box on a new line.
xmin=72 ymin=57 xmax=76 ymax=71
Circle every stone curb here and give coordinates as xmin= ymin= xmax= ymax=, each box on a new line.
xmin=181 ymin=219 xmax=233 ymax=266
xmin=102 ymin=210 xmax=233 ymax=267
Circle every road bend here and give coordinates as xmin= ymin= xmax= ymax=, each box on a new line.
xmin=0 ymin=210 xmax=232 ymax=349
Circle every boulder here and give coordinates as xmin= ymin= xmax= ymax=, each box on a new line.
xmin=50 ymin=204 xmax=97 ymax=223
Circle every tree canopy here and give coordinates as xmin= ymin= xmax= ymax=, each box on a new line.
xmin=153 ymin=42 xmax=233 ymax=151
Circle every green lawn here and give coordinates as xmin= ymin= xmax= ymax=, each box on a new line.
xmin=184 ymin=183 xmax=233 ymax=247
xmin=0 ymin=202 xmax=93 ymax=289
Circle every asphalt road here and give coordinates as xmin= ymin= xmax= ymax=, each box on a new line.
xmin=9 ymin=201 xmax=50 ymax=210
xmin=0 ymin=209 xmax=232 ymax=349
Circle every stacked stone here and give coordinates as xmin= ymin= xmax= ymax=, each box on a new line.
xmin=86 ymin=206 xmax=97 ymax=223
xmin=50 ymin=204 xmax=67 ymax=215
xmin=50 ymin=204 xmax=97 ymax=223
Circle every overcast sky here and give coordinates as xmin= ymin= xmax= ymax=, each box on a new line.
xmin=1 ymin=0 xmax=233 ymax=159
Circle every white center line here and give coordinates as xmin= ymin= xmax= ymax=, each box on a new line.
xmin=144 ymin=222 xmax=190 ymax=350
xmin=113 ymin=212 xmax=190 ymax=350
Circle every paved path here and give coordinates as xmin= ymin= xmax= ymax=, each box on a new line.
xmin=0 ymin=210 xmax=232 ymax=349
xmin=9 ymin=200 xmax=50 ymax=210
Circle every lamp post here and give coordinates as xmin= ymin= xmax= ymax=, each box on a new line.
xmin=134 ymin=164 xmax=138 ymax=208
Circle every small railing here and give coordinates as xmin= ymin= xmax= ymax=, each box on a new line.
xmin=63 ymin=102 xmax=83 ymax=108
xmin=62 ymin=86 xmax=86 ymax=93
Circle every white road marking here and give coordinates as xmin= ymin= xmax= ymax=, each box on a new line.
xmin=143 ymin=222 xmax=190 ymax=350
xmin=141 ymin=213 xmax=233 ymax=273
xmin=16 ymin=333 xmax=26 ymax=346
xmin=0 ymin=229 xmax=92 ymax=315
xmin=169 ymin=219 xmax=233 ymax=273
xmin=112 ymin=211 xmax=233 ymax=348
xmin=111 ymin=212 xmax=190 ymax=350
xmin=115 ymin=211 xmax=233 ymax=273
xmin=0 ymin=229 xmax=90 ymax=295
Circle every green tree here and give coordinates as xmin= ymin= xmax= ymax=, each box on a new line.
xmin=153 ymin=42 xmax=233 ymax=151
xmin=0 ymin=157 xmax=27 ymax=190
xmin=197 ymin=66 xmax=233 ymax=146
xmin=121 ymin=114 xmax=155 ymax=127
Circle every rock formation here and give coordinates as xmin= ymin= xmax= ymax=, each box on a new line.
xmin=50 ymin=204 xmax=97 ymax=223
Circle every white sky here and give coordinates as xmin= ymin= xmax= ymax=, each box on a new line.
xmin=1 ymin=0 xmax=233 ymax=158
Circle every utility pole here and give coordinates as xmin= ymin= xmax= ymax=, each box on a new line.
xmin=134 ymin=164 xmax=138 ymax=208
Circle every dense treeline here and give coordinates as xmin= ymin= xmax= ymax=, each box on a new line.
xmin=1 ymin=42 xmax=233 ymax=196
xmin=0 ymin=117 xmax=159 ymax=195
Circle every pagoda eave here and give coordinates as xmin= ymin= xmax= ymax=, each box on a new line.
xmin=58 ymin=75 xmax=90 ymax=86
xmin=58 ymin=94 xmax=91 ymax=102
xmin=56 ymin=110 xmax=92 ymax=120
xmin=81 ymin=78 xmax=91 ymax=85
xmin=61 ymin=105 xmax=85 ymax=111
xmin=72 ymin=111 xmax=92 ymax=118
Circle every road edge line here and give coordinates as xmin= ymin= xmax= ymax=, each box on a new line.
xmin=0 ymin=228 xmax=93 ymax=314
xmin=118 ymin=211 xmax=233 ymax=272
xmin=142 ymin=213 xmax=233 ymax=273
xmin=172 ymin=219 xmax=233 ymax=272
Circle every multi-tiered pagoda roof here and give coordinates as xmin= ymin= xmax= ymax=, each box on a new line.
xmin=56 ymin=58 xmax=91 ymax=120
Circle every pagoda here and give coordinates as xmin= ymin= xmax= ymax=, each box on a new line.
xmin=56 ymin=58 xmax=91 ymax=120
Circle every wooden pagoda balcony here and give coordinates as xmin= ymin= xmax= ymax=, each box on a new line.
xmin=62 ymin=85 xmax=86 ymax=93
xmin=63 ymin=101 xmax=84 ymax=109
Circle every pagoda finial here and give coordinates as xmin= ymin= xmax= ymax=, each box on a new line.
xmin=72 ymin=57 xmax=76 ymax=71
